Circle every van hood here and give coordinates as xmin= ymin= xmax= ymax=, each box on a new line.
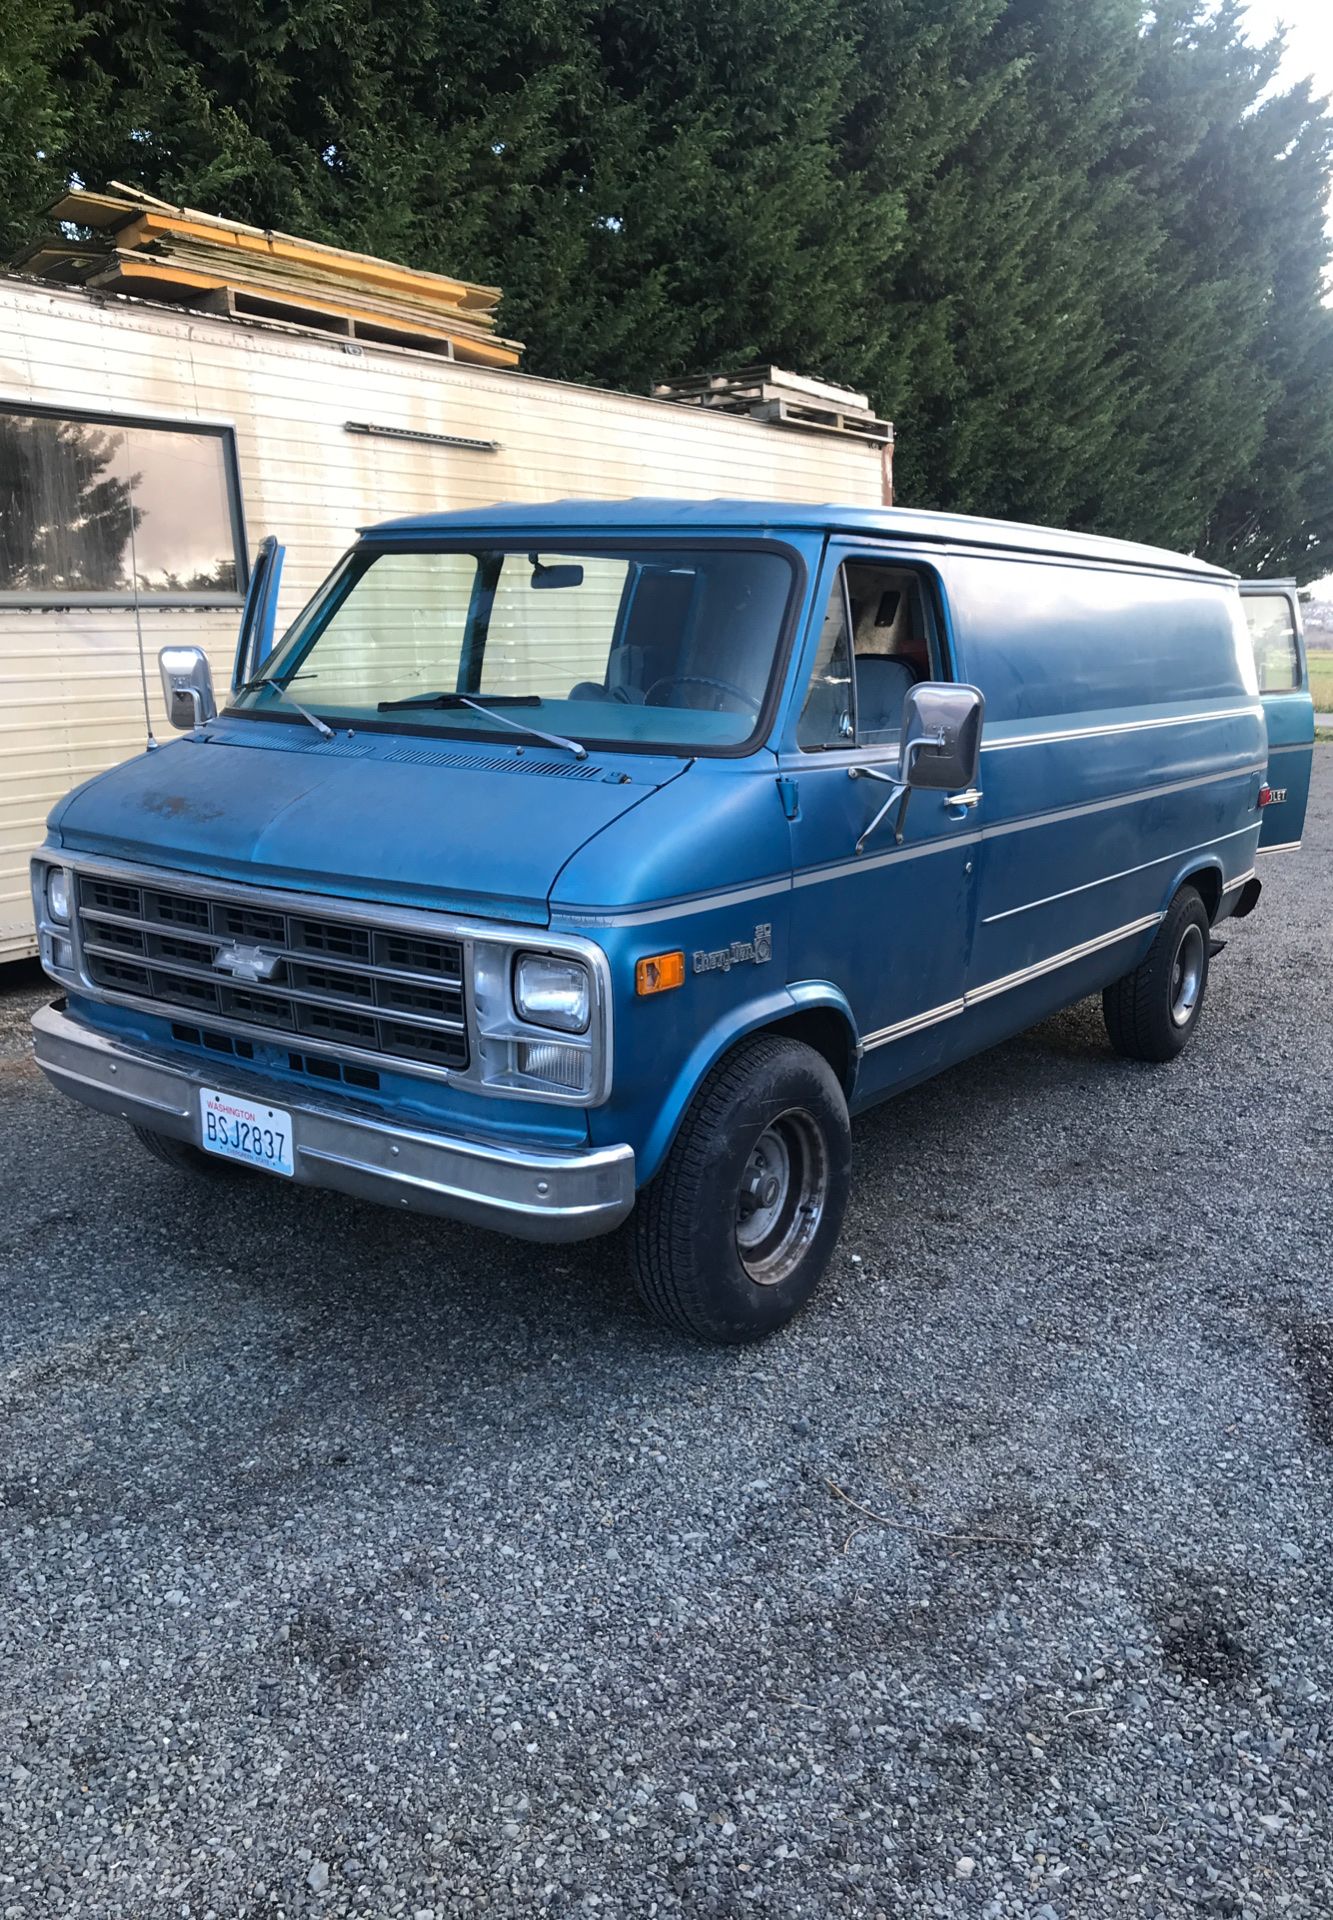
xmin=48 ymin=721 xmax=682 ymax=925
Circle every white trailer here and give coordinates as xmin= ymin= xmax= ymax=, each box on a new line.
xmin=0 ymin=274 xmax=887 ymax=960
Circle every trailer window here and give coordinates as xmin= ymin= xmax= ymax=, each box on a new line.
xmin=0 ymin=405 xmax=244 ymax=606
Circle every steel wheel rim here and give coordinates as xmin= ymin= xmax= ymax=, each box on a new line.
xmin=735 ymin=1108 xmax=828 ymax=1287
xmin=1170 ymin=921 xmax=1205 ymax=1026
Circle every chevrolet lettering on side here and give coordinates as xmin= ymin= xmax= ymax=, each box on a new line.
xmin=30 ymin=503 xmax=1313 ymax=1342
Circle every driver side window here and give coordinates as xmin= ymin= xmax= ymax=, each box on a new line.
xmin=797 ymin=575 xmax=855 ymax=748
xmin=798 ymin=562 xmax=941 ymax=751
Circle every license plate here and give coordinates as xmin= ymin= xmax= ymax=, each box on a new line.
xmin=200 ymin=1087 xmax=294 ymax=1177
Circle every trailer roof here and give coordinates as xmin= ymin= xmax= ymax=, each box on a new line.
xmin=364 ymin=497 xmax=1234 ymax=579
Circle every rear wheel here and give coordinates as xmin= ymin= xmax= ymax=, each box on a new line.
xmin=1103 ymin=886 xmax=1211 ymax=1062
xmin=131 ymin=1124 xmax=236 ymax=1176
xmin=631 ymin=1035 xmax=851 ymax=1343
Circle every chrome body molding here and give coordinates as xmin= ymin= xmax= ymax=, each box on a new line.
xmin=860 ymin=911 xmax=1164 ymax=1051
xmin=31 ymin=1002 xmax=635 ymax=1241
xmin=974 ymin=763 xmax=1265 ymax=845
xmin=559 ymin=765 xmax=1265 ymax=926
xmin=793 ymin=830 xmax=976 ymax=890
xmin=1221 ymin=867 xmax=1256 ymax=895
xmin=1257 ymin=841 xmax=1302 ymax=855
xmin=965 ymin=912 xmax=1163 ymax=1006
xmin=858 ymin=997 xmax=966 ymax=1051
xmin=33 ymin=850 xmax=614 ymax=1106
xmin=557 ymin=874 xmax=790 ymax=930
xmin=980 ymin=822 xmax=1261 ymax=925
xmin=979 ymin=706 xmax=1259 ymax=752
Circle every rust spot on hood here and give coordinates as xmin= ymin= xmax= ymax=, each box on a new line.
xmin=141 ymin=792 xmax=226 ymax=823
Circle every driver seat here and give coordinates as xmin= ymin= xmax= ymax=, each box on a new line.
xmin=855 ymin=655 xmax=917 ymax=738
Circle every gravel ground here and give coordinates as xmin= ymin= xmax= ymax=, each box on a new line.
xmin=1 ymin=753 xmax=1330 ymax=1920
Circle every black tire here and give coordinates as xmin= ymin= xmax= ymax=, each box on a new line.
xmin=130 ymin=1124 xmax=235 ymax=1176
xmin=1103 ymin=885 xmax=1210 ymax=1062
xmin=631 ymin=1034 xmax=852 ymax=1344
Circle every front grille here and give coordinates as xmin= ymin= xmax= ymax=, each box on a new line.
xmin=76 ymin=874 xmax=468 ymax=1075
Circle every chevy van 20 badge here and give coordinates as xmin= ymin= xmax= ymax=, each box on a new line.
xmin=693 ymin=924 xmax=773 ymax=974
xmin=30 ymin=502 xmax=1314 ymax=1342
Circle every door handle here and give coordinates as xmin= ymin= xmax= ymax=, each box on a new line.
xmin=946 ymin=787 xmax=982 ymax=810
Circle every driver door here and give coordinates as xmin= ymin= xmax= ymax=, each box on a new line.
xmin=779 ymin=546 xmax=981 ymax=1097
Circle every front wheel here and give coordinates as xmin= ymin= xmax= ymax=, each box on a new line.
xmin=1103 ymin=885 xmax=1211 ymax=1062
xmin=631 ymin=1035 xmax=852 ymax=1343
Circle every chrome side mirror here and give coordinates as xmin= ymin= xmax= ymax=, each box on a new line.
xmin=849 ymin=681 xmax=985 ymax=853
xmin=159 ymin=646 xmax=217 ymax=731
xmin=900 ymin=682 xmax=985 ymax=792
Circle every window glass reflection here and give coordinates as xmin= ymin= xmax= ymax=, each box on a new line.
xmin=0 ymin=409 xmax=240 ymax=597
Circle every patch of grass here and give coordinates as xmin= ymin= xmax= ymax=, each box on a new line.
xmin=1308 ymin=648 xmax=1333 ymax=710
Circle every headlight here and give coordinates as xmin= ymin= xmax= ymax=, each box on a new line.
xmin=46 ymin=867 xmax=71 ymax=923
xmin=513 ymin=952 xmax=591 ymax=1033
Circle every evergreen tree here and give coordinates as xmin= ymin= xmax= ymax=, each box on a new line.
xmin=1 ymin=0 xmax=1329 ymax=576
xmin=1198 ymin=75 xmax=1333 ymax=580
xmin=859 ymin=0 xmax=1158 ymax=521
xmin=0 ymin=0 xmax=79 ymax=258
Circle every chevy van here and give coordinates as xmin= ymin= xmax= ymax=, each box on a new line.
xmin=30 ymin=502 xmax=1312 ymax=1341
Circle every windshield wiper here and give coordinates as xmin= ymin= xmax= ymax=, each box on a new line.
xmin=249 ymin=676 xmax=334 ymax=741
xmin=376 ymin=691 xmax=587 ymax=760
xmin=378 ymin=691 xmax=541 ymax=710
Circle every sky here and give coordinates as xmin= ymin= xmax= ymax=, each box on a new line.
xmin=1241 ymin=0 xmax=1333 ymax=107
xmin=1242 ymin=0 xmax=1333 ymax=244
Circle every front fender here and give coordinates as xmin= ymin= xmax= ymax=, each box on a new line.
xmin=628 ymin=981 xmax=859 ymax=1188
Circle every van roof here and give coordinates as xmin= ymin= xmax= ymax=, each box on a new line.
xmin=362 ymin=497 xmax=1235 ymax=581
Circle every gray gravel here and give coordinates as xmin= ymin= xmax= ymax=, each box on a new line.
xmin=2 ymin=752 xmax=1330 ymax=1919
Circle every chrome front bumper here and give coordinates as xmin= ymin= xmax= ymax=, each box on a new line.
xmin=32 ymin=1002 xmax=635 ymax=1243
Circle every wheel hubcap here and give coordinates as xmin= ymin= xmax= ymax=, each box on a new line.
xmin=735 ymin=1109 xmax=828 ymax=1287
xmin=1170 ymin=922 xmax=1205 ymax=1026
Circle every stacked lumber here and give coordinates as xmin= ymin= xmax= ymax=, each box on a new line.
xmin=654 ymin=365 xmax=893 ymax=447
xmin=11 ymin=184 xmax=523 ymax=368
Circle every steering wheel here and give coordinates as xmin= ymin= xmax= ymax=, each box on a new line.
xmin=645 ymin=673 xmax=761 ymax=715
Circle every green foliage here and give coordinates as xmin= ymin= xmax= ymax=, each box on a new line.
xmin=0 ymin=0 xmax=81 ymax=258
xmin=5 ymin=0 xmax=1332 ymax=578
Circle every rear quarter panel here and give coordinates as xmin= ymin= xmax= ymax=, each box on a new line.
xmin=944 ymin=552 xmax=1265 ymax=1039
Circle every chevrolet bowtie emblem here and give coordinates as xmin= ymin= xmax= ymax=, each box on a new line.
xmin=211 ymin=942 xmax=281 ymax=984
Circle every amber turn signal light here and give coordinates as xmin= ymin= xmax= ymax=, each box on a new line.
xmin=635 ymin=950 xmax=685 ymax=996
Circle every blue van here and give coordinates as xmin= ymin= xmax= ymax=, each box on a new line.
xmin=30 ymin=502 xmax=1311 ymax=1342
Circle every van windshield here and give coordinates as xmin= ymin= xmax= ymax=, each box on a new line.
xmin=230 ymin=543 xmax=797 ymax=755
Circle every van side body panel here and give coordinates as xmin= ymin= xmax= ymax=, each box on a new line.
xmin=769 ymin=538 xmax=1264 ymax=1113
xmin=946 ymin=552 xmax=1264 ymax=1026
